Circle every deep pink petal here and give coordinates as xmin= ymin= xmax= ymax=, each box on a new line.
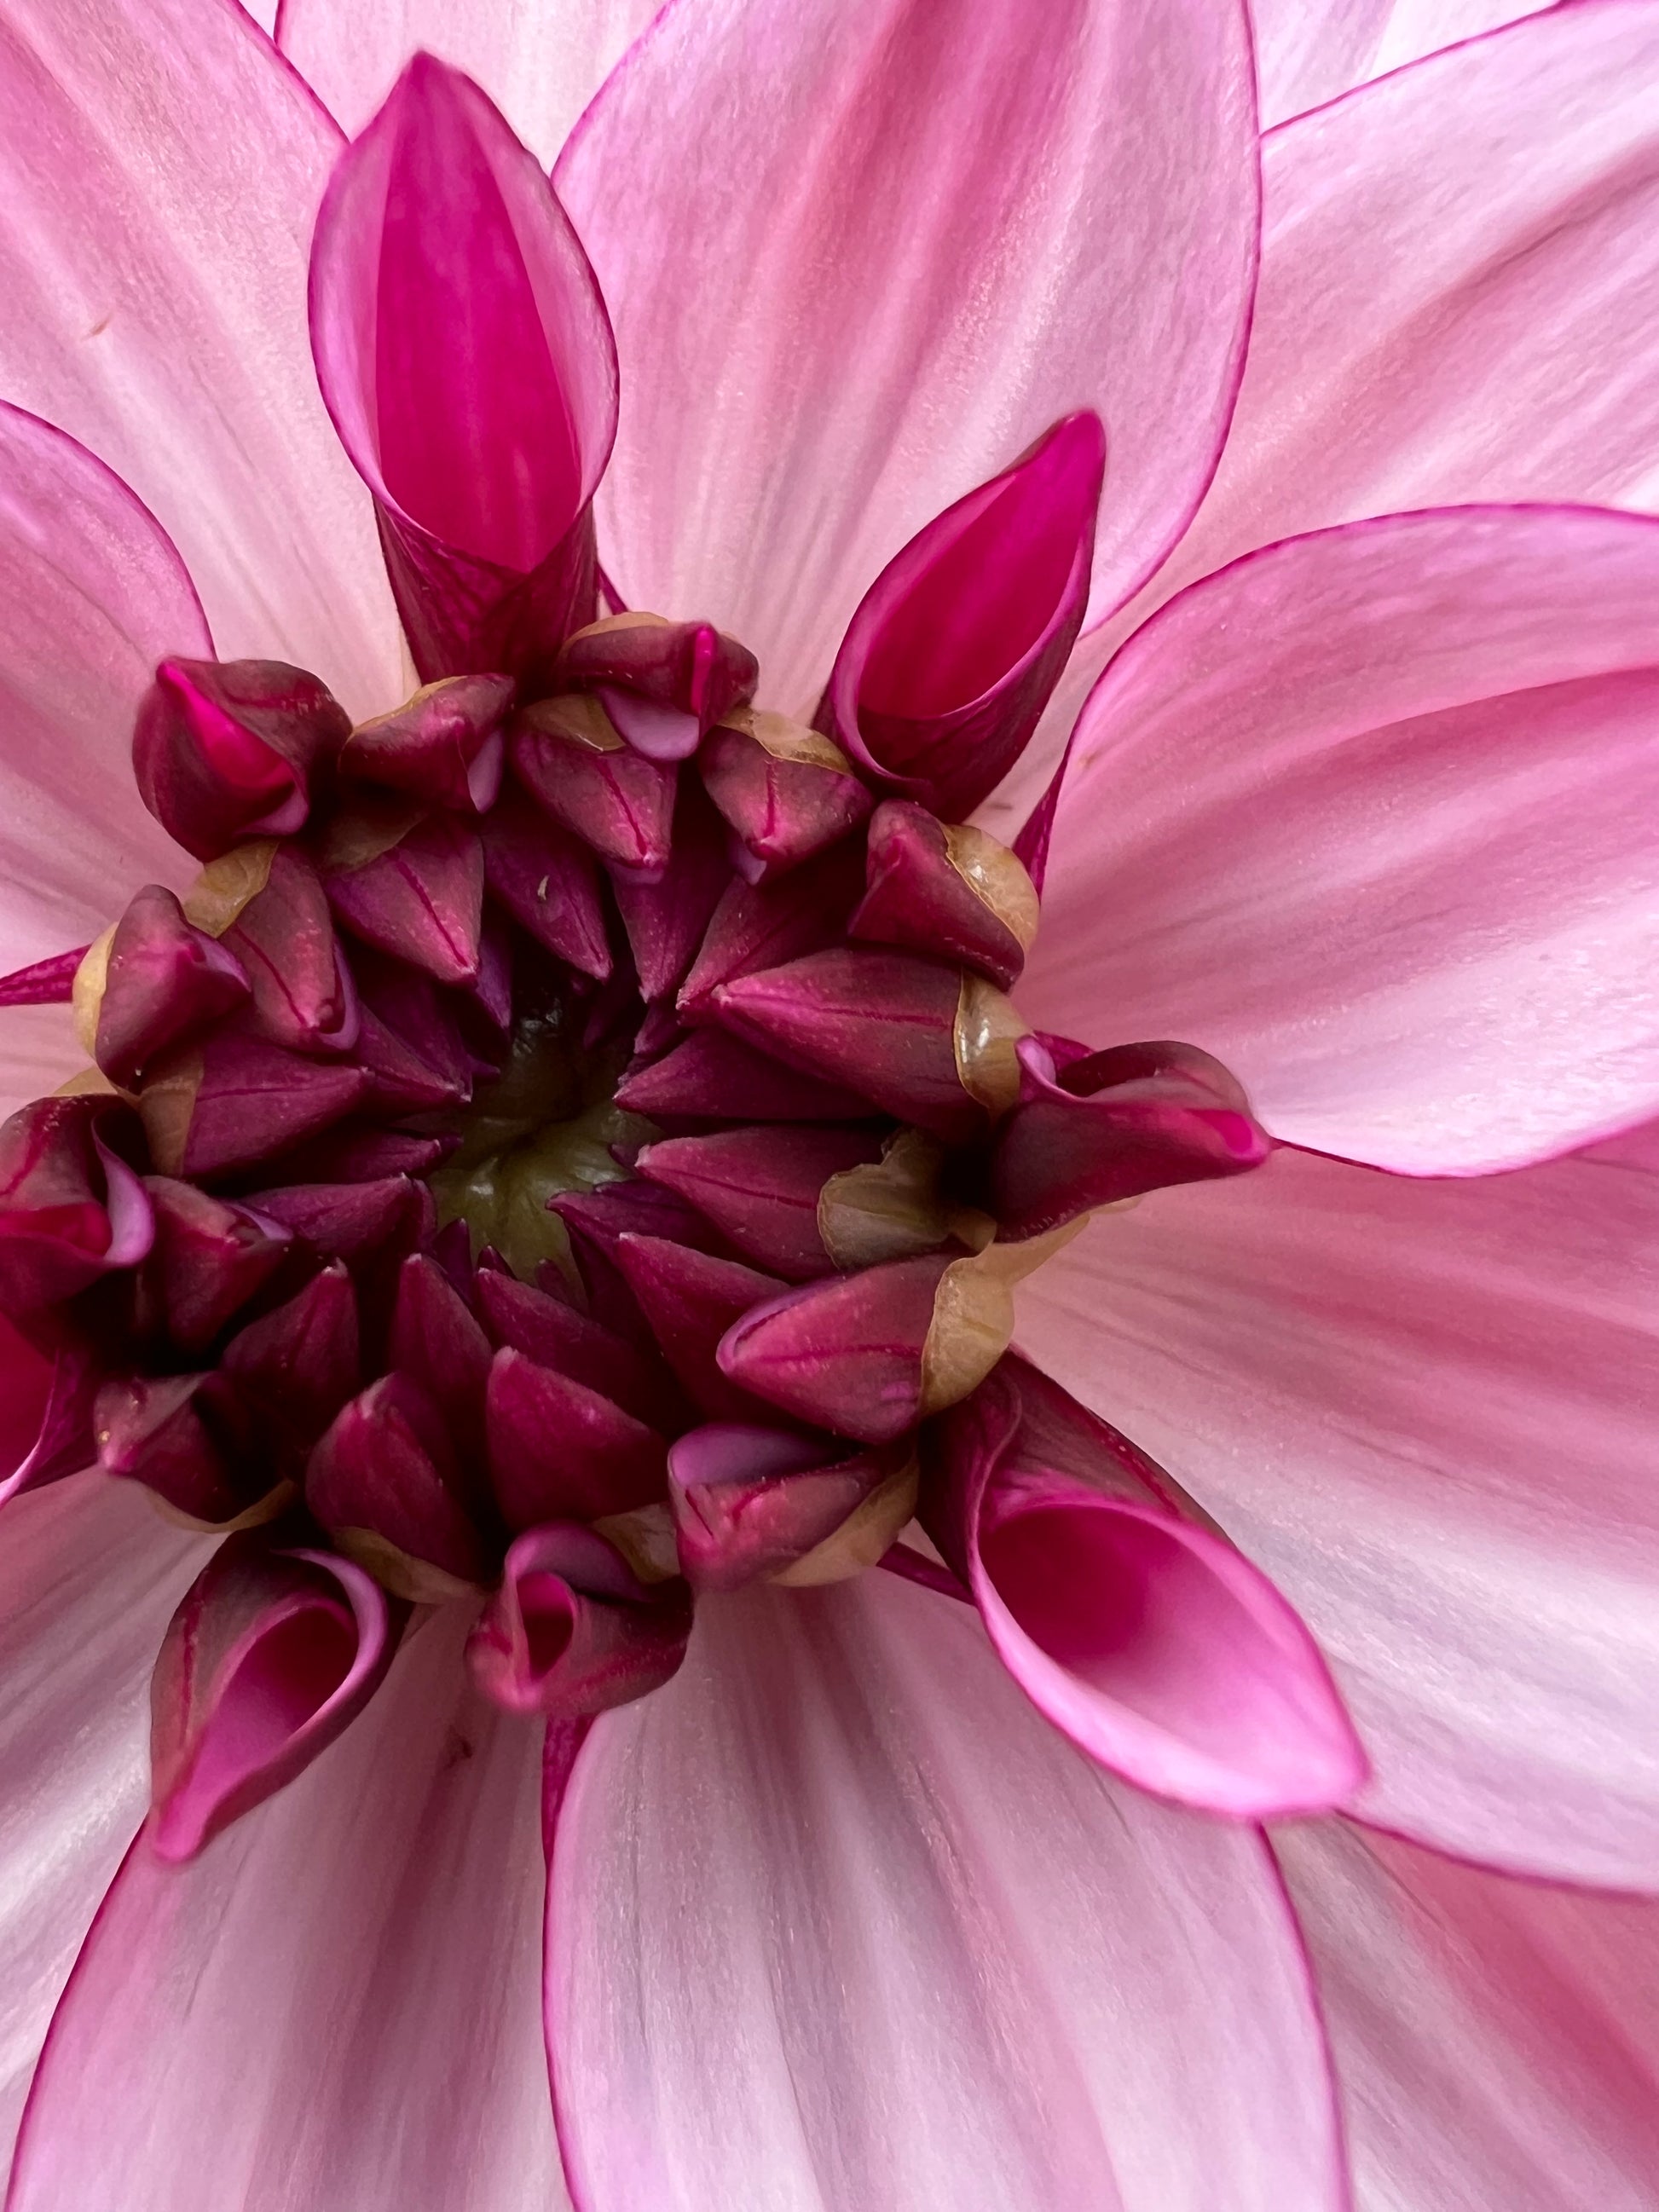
xmin=7 ymin=1604 xmax=568 ymax=2211
xmin=556 ymin=0 xmax=1258 ymax=707
xmin=310 ymin=55 xmax=616 ymax=679
xmin=925 ymin=1362 xmax=1365 ymax=1818
xmin=0 ymin=406 xmax=202 ymax=979
xmin=546 ymin=1570 xmax=1345 ymax=2210
xmin=279 ymin=0 xmax=662 ymax=166
xmin=1018 ymin=1133 xmax=1659 ymax=1885
xmin=1278 ymin=1818 xmax=1659 ymax=2209
xmin=0 ymin=0 xmax=399 ymax=713
xmin=1023 ymin=506 xmax=1659 ymax=1174
xmin=1252 ymin=0 xmax=1552 ymax=125
xmin=0 ymin=1475 xmax=205 ymax=2187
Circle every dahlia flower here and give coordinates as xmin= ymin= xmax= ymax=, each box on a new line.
xmin=0 ymin=0 xmax=1653 ymax=2206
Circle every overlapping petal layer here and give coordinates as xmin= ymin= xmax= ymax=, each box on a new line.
xmin=1251 ymin=0 xmax=1552 ymax=126
xmin=1022 ymin=507 xmax=1659 ymax=1174
xmin=0 ymin=1475 xmax=204 ymax=2192
xmin=1276 ymin=1819 xmax=1659 ymax=2209
xmin=0 ymin=0 xmax=399 ymax=714
xmin=6 ymin=1604 xmax=567 ymax=2212
xmin=279 ymin=0 xmax=662 ymax=167
xmin=0 ymin=407 xmax=202 ymax=980
xmin=1018 ymin=1135 xmax=1659 ymax=1885
xmin=547 ymin=1569 xmax=1345 ymax=2212
xmin=990 ymin=0 xmax=1659 ymax=834
xmin=555 ymin=0 xmax=1258 ymax=710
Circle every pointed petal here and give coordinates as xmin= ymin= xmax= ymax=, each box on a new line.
xmin=546 ymin=1569 xmax=1345 ymax=2210
xmin=0 ymin=1473 xmax=206 ymax=2183
xmin=556 ymin=0 xmax=1259 ymax=707
xmin=1020 ymin=1134 xmax=1659 ymax=1884
xmin=1026 ymin=506 xmax=1659 ymax=1175
xmin=310 ymin=55 xmax=616 ymax=679
xmin=8 ymin=1604 xmax=569 ymax=2211
xmin=280 ymin=0 xmax=660 ymax=168
xmin=0 ymin=407 xmax=203 ymax=973
xmin=0 ymin=0 xmax=399 ymax=712
xmin=1278 ymin=1816 xmax=1659 ymax=2210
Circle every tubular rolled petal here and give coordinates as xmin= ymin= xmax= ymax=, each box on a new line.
xmin=305 ymin=1372 xmax=488 ymax=1587
xmin=466 ymin=1521 xmax=691 ymax=1717
xmin=92 ymin=884 xmax=251 ymax=1089
xmin=991 ymin=1036 xmax=1269 ymax=1236
xmin=821 ymin=414 xmax=1104 ymax=820
xmin=668 ymin=1422 xmax=910 ymax=1591
xmin=923 ymin=1361 xmax=1365 ymax=1817
xmin=148 ymin=1537 xmax=396 ymax=1861
xmin=309 ymin=55 xmax=618 ymax=678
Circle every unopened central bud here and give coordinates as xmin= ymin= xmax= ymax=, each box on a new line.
xmin=426 ymin=982 xmax=651 ymax=1281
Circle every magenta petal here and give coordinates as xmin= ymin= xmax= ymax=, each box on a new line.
xmin=925 ymin=1360 xmax=1366 ymax=1817
xmin=94 ymin=886 xmax=251 ymax=1089
xmin=546 ymin=1571 xmax=1347 ymax=2211
xmin=307 ymin=1373 xmax=488 ymax=1584
xmin=147 ymin=1538 xmax=395 ymax=1862
xmin=668 ymin=1422 xmax=896 ymax=1591
xmin=0 ymin=1099 xmax=153 ymax=1313
xmin=822 ymin=414 xmax=1102 ymax=821
xmin=310 ymin=54 xmax=618 ymax=679
xmin=990 ymin=1037 xmax=1269 ymax=1236
xmin=612 ymin=1233 xmax=788 ymax=1424
xmin=486 ymin=1346 xmax=667 ymax=1528
xmin=0 ymin=1317 xmax=98 ymax=1508
xmin=0 ymin=950 xmax=87 ymax=1008
xmin=466 ymin=1522 xmax=691 ymax=1718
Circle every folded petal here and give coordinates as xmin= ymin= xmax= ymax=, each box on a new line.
xmin=8 ymin=1603 xmax=569 ymax=2211
xmin=310 ymin=54 xmax=616 ymax=679
xmin=1277 ymin=1818 xmax=1659 ymax=2210
xmin=280 ymin=0 xmax=661 ymax=167
xmin=0 ymin=0 xmax=399 ymax=713
xmin=1024 ymin=507 xmax=1659 ymax=1173
xmin=923 ymin=1360 xmax=1365 ymax=1818
xmin=1252 ymin=0 xmax=1551 ymax=126
xmin=1018 ymin=1135 xmax=1659 ymax=1884
xmin=556 ymin=0 xmax=1258 ymax=707
xmin=0 ymin=406 xmax=202 ymax=973
xmin=546 ymin=1569 xmax=1345 ymax=2211
xmin=0 ymin=1474 xmax=205 ymax=2186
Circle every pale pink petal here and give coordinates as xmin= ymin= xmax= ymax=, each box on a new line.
xmin=1016 ymin=1134 xmax=1659 ymax=1886
xmin=992 ymin=0 xmax=1659 ymax=833
xmin=0 ymin=1474 xmax=206 ymax=2192
xmin=279 ymin=0 xmax=663 ymax=167
xmin=1277 ymin=1818 xmax=1659 ymax=2209
xmin=0 ymin=406 xmax=203 ymax=974
xmin=8 ymin=1603 xmax=568 ymax=2212
xmin=1022 ymin=506 xmax=1659 ymax=1175
xmin=546 ymin=1570 xmax=1345 ymax=2211
xmin=0 ymin=0 xmax=400 ymax=714
xmin=1251 ymin=0 xmax=1552 ymax=126
xmin=555 ymin=0 xmax=1259 ymax=710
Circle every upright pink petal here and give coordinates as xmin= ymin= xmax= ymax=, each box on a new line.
xmin=1278 ymin=1819 xmax=1659 ymax=2209
xmin=1018 ymin=1134 xmax=1659 ymax=1886
xmin=1024 ymin=507 xmax=1659 ymax=1175
xmin=546 ymin=1571 xmax=1346 ymax=2211
xmin=556 ymin=0 xmax=1258 ymax=708
xmin=0 ymin=407 xmax=202 ymax=979
xmin=1252 ymin=0 xmax=1552 ymax=125
xmin=280 ymin=0 xmax=662 ymax=167
xmin=310 ymin=55 xmax=617 ymax=680
xmin=0 ymin=1475 xmax=205 ymax=2189
xmin=0 ymin=0 xmax=399 ymax=713
xmin=8 ymin=1605 xmax=569 ymax=2212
